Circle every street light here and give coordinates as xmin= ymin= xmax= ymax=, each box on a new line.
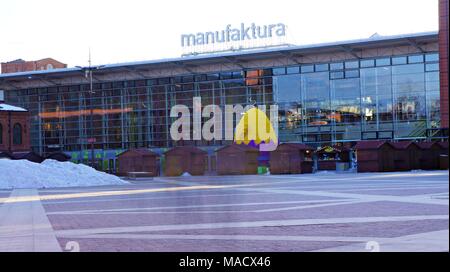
xmin=75 ymin=64 xmax=105 ymax=168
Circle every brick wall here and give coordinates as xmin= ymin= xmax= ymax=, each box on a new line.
xmin=1 ymin=58 xmax=67 ymax=74
xmin=0 ymin=111 xmax=31 ymax=152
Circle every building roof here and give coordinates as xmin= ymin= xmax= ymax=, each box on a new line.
xmin=0 ymin=31 xmax=438 ymax=82
xmin=0 ymin=103 xmax=27 ymax=112
xmin=4 ymin=59 xmax=26 ymax=64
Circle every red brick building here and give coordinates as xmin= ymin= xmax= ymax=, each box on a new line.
xmin=1 ymin=58 xmax=67 ymax=74
xmin=439 ymin=0 xmax=449 ymax=129
xmin=0 ymin=92 xmax=31 ymax=153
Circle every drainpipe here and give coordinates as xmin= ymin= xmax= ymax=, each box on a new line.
xmin=8 ymin=111 xmax=11 ymax=153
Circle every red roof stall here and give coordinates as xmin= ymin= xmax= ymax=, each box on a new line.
xmin=215 ymin=144 xmax=259 ymax=175
xmin=270 ymin=143 xmax=314 ymax=174
xmin=164 ymin=146 xmax=207 ymax=176
xmin=416 ymin=142 xmax=441 ymax=170
xmin=389 ymin=141 xmax=421 ymax=171
xmin=116 ymin=149 xmax=160 ymax=177
xmin=354 ymin=140 xmax=396 ymax=172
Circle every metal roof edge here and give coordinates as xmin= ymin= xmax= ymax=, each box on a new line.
xmin=0 ymin=31 xmax=438 ymax=80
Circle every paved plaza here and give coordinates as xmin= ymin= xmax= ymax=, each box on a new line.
xmin=0 ymin=171 xmax=448 ymax=252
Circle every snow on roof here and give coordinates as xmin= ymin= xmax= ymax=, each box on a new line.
xmin=0 ymin=103 xmax=27 ymax=112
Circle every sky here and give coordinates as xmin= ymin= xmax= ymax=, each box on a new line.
xmin=0 ymin=0 xmax=439 ymax=68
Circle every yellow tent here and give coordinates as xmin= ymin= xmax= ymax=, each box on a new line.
xmin=234 ymin=107 xmax=278 ymax=146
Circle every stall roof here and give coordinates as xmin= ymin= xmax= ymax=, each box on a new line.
xmin=278 ymin=143 xmax=314 ymax=151
xmin=118 ymin=148 xmax=159 ymax=157
xmin=354 ymin=140 xmax=388 ymax=150
xmin=164 ymin=146 xmax=207 ymax=155
xmin=416 ymin=142 xmax=439 ymax=149
xmin=389 ymin=141 xmax=417 ymax=150
xmin=215 ymin=143 xmax=258 ymax=152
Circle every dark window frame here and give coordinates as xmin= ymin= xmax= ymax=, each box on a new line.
xmin=13 ymin=123 xmax=22 ymax=145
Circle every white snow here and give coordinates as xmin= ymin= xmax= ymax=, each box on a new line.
xmin=0 ymin=159 xmax=127 ymax=189
xmin=0 ymin=103 xmax=27 ymax=112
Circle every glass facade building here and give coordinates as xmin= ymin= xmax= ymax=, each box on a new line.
xmin=5 ymin=52 xmax=441 ymax=154
xmin=274 ymin=53 xmax=441 ymax=143
xmin=0 ymin=32 xmax=445 ymax=169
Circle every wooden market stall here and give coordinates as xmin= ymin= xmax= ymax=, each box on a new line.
xmin=416 ymin=142 xmax=441 ymax=170
xmin=354 ymin=140 xmax=395 ymax=172
xmin=45 ymin=152 xmax=72 ymax=162
xmin=315 ymin=145 xmax=350 ymax=171
xmin=389 ymin=141 xmax=421 ymax=171
xmin=164 ymin=146 xmax=207 ymax=176
xmin=116 ymin=148 xmax=160 ymax=177
xmin=270 ymin=143 xmax=314 ymax=174
xmin=215 ymin=144 xmax=259 ymax=175
xmin=10 ymin=151 xmax=44 ymax=163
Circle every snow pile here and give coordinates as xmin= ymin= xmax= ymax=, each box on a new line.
xmin=0 ymin=159 xmax=126 ymax=189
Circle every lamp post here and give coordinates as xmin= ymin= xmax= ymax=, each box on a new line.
xmin=76 ymin=63 xmax=105 ymax=168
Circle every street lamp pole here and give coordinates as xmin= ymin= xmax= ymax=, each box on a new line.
xmin=89 ymin=59 xmax=95 ymax=168
xmin=76 ymin=52 xmax=104 ymax=168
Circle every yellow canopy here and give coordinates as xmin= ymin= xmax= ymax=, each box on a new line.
xmin=234 ymin=107 xmax=278 ymax=145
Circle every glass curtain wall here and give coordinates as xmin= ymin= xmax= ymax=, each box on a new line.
xmin=5 ymin=52 xmax=440 ymax=154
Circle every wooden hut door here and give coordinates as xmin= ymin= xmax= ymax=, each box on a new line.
xmin=225 ymin=153 xmax=240 ymax=174
xmin=289 ymin=154 xmax=298 ymax=174
xmin=278 ymin=153 xmax=289 ymax=174
xmin=168 ymin=155 xmax=183 ymax=175
xmin=380 ymin=148 xmax=394 ymax=172
xmin=410 ymin=149 xmax=420 ymax=169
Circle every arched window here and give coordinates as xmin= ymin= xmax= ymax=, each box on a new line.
xmin=13 ymin=123 xmax=22 ymax=145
